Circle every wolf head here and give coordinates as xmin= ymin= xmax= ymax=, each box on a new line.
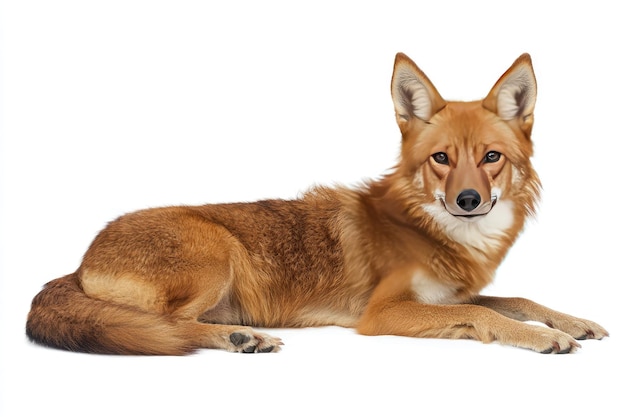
xmin=387 ymin=53 xmax=541 ymax=250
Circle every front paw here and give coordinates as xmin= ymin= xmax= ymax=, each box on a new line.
xmin=546 ymin=316 xmax=609 ymax=341
xmin=525 ymin=327 xmax=581 ymax=354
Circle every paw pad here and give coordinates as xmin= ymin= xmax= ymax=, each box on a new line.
xmin=228 ymin=331 xmax=282 ymax=353
xmin=229 ymin=332 xmax=251 ymax=346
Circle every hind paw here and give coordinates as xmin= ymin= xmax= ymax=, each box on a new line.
xmin=228 ymin=330 xmax=283 ymax=353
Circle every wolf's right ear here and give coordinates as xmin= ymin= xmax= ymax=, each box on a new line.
xmin=391 ymin=53 xmax=446 ymax=126
xmin=483 ymin=53 xmax=537 ymax=123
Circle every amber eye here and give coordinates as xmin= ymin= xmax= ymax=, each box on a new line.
xmin=432 ymin=152 xmax=449 ymax=165
xmin=484 ymin=151 xmax=501 ymax=163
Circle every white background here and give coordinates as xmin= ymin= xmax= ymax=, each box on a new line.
xmin=1 ymin=1 xmax=624 ymax=416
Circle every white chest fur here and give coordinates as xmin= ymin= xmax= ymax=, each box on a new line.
xmin=411 ymin=271 xmax=459 ymax=304
xmin=424 ymin=199 xmax=514 ymax=251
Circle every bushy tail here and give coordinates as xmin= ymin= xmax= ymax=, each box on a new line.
xmin=26 ymin=274 xmax=198 ymax=355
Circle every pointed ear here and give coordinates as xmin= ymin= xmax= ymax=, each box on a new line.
xmin=391 ymin=53 xmax=446 ymax=125
xmin=483 ymin=53 xmax=537 ymax=122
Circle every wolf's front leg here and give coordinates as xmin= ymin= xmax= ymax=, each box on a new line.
xmin=471 ymin=295 xmax=609 ymax=341
xmin=356 ymin=272 xmax=606 ymax=353
xmin=357 ymin=296 xmax=586 ymax=353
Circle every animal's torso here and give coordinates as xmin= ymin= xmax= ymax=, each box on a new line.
xmin=78 ymin=185 xmax=507 ymax=329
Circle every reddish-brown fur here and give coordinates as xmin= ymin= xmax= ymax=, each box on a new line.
xmin=26 ymin=53 xmax=608 ymax=355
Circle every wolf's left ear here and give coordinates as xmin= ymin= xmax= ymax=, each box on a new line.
xmin=391 ymin=53 xmax=446 ymax=126
xmin=483 ymin=53 xmax=537 ymax=125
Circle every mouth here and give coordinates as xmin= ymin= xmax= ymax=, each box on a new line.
xmin=454 ymin=212 xmax=487 ymax=219
xmin=438 ymin=194 xmax=498 ymax=222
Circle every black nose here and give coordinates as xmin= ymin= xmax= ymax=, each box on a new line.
xmin=456 ymin=189 xmax=481 ymax=212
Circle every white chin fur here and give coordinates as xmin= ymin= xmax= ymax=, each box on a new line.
xmin=423 ymin=199 xmax=514 ymax=250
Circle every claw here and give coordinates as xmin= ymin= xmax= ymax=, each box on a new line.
xmin=557 ymin=346 xmax=572 ymax=354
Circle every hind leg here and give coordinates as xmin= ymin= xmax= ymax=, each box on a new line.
xmin=162 ymin=236 xmax=283 ymax=353
xmin=181 ymin=321 xmax=283 ymax=353
xmin=81 ymin=210 xmax=283 ymax=353
xmin=170 ymin=268 xmax=282 ymax=353
xmin=175 ymin=219 xmax=288 ymax=353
